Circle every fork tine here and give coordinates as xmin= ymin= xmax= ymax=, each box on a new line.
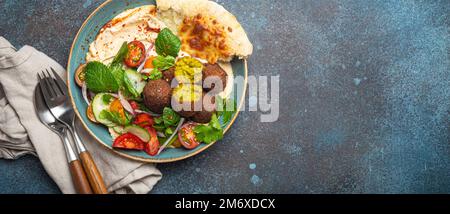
xmin=38 ymin=72 xmax=53 ymax=102
xmin=43 ymin=70 xmax=57 ymax=98
xmin=45 ymin=69 xmax=63 ymax=97
xmin=39 ymin=71 xmax=56 ymax=99
xmin=46 ymin=69 xmax=62 ymax=97
xmin=51 ymin=67 xmax=67 ymax=96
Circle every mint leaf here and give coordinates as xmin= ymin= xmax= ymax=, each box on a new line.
xmin=155 ymin=28 xmax=181 ymax=57
xmin=85 ymin=61 xmax=119 ymax=93
xmin=153 ymin=55 xmax=175 ymax=70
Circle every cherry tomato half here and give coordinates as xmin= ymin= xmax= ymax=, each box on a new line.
xmin=124 ymin=41 xmax=146 ymax=68
xmin=133 ymin=113 xmax=154 ymax=128
xmin=113 ymin=133 xmax=145 ymax=150
xmin=144 ymin=127 xmax=159 ymax=156
xmin=178 ymin=122 xmax=200 ymax=150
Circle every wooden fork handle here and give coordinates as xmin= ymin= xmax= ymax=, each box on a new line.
xmin=69 ymin=160 xmax=93 ymax=194
xmin=79 ymin=151 xmax=108 ymax=194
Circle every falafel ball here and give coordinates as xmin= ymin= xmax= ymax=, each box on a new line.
xmin=202 ymin=63 xmax=228 ymax=93
xmin=191 ymin=94 xmax=216 ymax=124
xmin=143 ymin=79 xmax=172 ymax=114
xmin=163 ymin=67 xmax=176 ymax=85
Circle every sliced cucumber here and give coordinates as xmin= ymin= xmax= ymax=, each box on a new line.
xmin=92 ymin=93 xmax=115 ymax=127
xmin=124 ymin=69 xmax=146 ymax=97
xmin=124 ymin=125 xmax=150 ymax=142
xmin=112 ymin=126 xmax=125 ymax=135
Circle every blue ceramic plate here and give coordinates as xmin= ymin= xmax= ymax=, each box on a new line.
xmin=67 ymin=0 xmax=248 ymax=163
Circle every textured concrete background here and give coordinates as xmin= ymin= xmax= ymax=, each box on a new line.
xmin=0 ymin=0 xmax=449 ymax=193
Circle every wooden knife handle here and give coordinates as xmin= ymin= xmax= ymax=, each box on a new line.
xmin=79 ymin=151 xmax=108 ymax=194
xmin=69 ymin=160 xmax=93 ymax=194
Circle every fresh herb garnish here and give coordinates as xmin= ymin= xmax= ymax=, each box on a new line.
xmin=109 ymin=42 xmax=129 ymax=88
xmin=216 ymin=97 xmax=237 ymax=125
xmin=85 ymin=61 xmax=119 ymax=93
xmin=110 ymin=42 xmax=128 ymax=68
xmin=152 ymin=107 xmax=181 ymax=133
xmin=154 ymin=116 xmax=163 ymax=125
xmin=155 ymin=28 xmax=181 ymax=57
xmin=99 ymin=110 xmax=131 ymax=126
xmin=110 ymin=66 xmax=125 ymax=88
xmin=162 ymin=107 xmax=181 ymax=126
xmin=153 ymin=55 xmax=175 ymax=70
xmin=102 ymin=94 xmax=114 ymax=105
xmin=148 ymin=68 xmax=163 ymax=80
xmin=165 ymin=127 xmax=174 ymax=136
xmin=193 ymin=113 xmax=224 ymax=144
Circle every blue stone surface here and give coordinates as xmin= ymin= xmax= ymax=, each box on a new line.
xmin=0 ymin=0 xmax=449 ymax=193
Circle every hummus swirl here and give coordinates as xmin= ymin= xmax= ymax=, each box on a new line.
xmin=86 ymin=5 xmax=165 ymax=64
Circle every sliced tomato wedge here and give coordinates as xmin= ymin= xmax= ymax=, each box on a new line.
xmin=133 ymin=113 xmax=154 ymax=128
xmin=124 ymin=41 xmax=146 ymax=68
xmin=144 ymin=126 xmax=159 ymax=156
xmin=178 ymin=122 xmax=200 ymax=150
xmin=113 ymin=133 xmax=145 ymax=150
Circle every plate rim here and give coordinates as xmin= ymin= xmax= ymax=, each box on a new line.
xmin=67 ymin=0 xmax=248 ymax=163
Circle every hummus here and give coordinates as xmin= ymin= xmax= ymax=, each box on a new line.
xmin=86 ymin=5 xmax=165 ymax=64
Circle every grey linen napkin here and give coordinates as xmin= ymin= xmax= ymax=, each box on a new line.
xmin=0 ymin=36 xmax=162 ymax=194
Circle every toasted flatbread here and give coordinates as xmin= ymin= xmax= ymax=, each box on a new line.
xmin=156 ymin=0 xmax=253 ymax=63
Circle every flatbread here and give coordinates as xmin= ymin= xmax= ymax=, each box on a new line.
xmin=156 ymin=0 xmax=253 ymax=63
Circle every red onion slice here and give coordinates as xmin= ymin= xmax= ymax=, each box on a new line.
xmin=134 ymin=109 xmax=161 ymax=117
xmin=137 ymin=43 xmax=154 ymax=73
xmin=157 ymin=118 xmax=185 ymax=155
xmin=81 ymin=83 xmax=90 ymax=105
xmin=88 ymin=91 xmax=96 ymax=101
xmin=118 ymin=90 xmax=135 ymax=115
xmin=157 ymin=131 xmax=166 ymax=138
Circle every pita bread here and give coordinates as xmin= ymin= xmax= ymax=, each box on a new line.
xmin=156 ymin=0 xmax=253 ymax=63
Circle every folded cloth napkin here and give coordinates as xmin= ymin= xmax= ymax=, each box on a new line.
xmin=0 ymin=36 xmax=162 ymax=194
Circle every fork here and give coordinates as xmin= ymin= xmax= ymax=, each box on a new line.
xmin=38 ymin=68 xmax=108 ymax=194
xmin=34 ymin=85 xmax=92 ymax=194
